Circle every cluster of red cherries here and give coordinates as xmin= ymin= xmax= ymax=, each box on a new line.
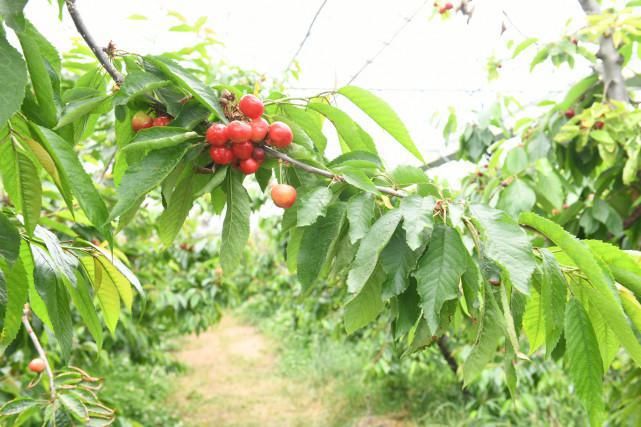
xmin=205 ymin=95 xmax=293 ymax=175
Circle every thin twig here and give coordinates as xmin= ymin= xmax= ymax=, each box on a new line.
xmin=346 ymin=0 xmax=430 ymax=85
xmin=21 ymin=304 xmax=56 ymax=402
xmin=65 ymin=0 xmax=124 ymax=84
xmin=284 ymin=0 xmax=329 ymax=74
xmin=263 ymin=146 xmax=407 ymax=198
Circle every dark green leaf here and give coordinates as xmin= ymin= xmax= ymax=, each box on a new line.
xmin=220 ymin=170 xmax=251 ymax=273
xmin=347 ymin=193 xmax=375 ymax=244
xmin=0 ymin=211 xmax=20 ymax=264
xmin=297 ymin=187 xmax=333 ymax=227
xmin=297 ymin=203 xmax=347 ymax=288
xmin=0 ymin=29 xmax=27 ymax=127
xmin=414 ymin=224 xmax=467 ymax=333
xmin=114 ymin=71 xmax=170 ymax=106
xmin=109 ymin=145 xmax=188 ymax=221
xmin=347 ymin=210 xmax=402 ymax=294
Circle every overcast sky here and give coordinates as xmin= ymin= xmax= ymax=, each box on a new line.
xmin=27 ymin=0 xmax=594 ymax=169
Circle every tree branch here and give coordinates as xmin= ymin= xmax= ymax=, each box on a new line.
xmin=578 ymin=0 xmax=628 ymax=102
xmin=624 ymin=204 xmax=641 ymax=229
xmin=262 ymin=145 xmax=407 ymax=198
xmin=22 ymin=304 xmax=56 ymax=402
xmin=65 ymin=0 xmax=124 ymax=84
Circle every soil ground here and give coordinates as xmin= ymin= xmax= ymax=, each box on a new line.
xmin=173 ymin=315 xmax=414 ymax=427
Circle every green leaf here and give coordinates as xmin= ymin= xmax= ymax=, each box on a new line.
xmin=400 ymin=196 xmax=435 ymax=250
xmin=32 ymin=245 xmax=72 ymax=357
xmin=14 ymin=148 xmax=42 ymax=236
xmin=471 ymin=205 xmax=535 ymax=294
xmin=344 ymin=266 xmax=385 ymax=334
xmin=512 ymin=37 xmax=538 ymax=58
xmin=220 ymin=171 xmax=251 ymax=273
xmin=564 ymin=298 xmax=604 ymax=426
xmin=498 ymin=179 xmax=536 ymax=218
xmin=95 ymin=253 xmax=133 ymax=310
xmin=297 ymin=203 xmax=347 ymax=288
xmin=503 ymin=146 xmax=528 ymax=175
xmin=539 ymin=249 xmax=567 ymax=356
xmin=380 ymin=229 xmax=416 ymax=300
xmin=282 ymin=104 xmax=327 ymax=153
xmin=338 ymin=86 xmax=423 ymax=161
xmin=308 ymin=103 xmax=374 ymax=154
xmin=463 ymin=284 xmax=504 ymax=385
xmin=114 ymin=71 xmax=170 ymax=105
xmin=414 ymin=224 xmax=467 ymax=333
xmin=347 ymin=193 xmax=375 ymax=244
xmin=557 ymin=74 xmax=598 ymax=112
xmin=86 ymin=257 xmax=120 ymax=335
xmin=59 ymin=393 xmax=88 ymax=422
xmin=0 ymin=30 xmax=27 ymax=127
xmin=109 ymin=145 xmax=188 ymax=221
xmin=587 ymin=299 xmax=619 ymax=371
xmin=390 ymin=165 xmax=429 ymax=186
xmin=55 ymin=95 xmax=110 ymax=129
xmin=340 ymin=168 xmax=378 ymax=194
xmin=146 ymin=56 xmax=226 ymax=121
xmin=523 ymin=280 xmax=545 ymax=353
xmin=0 ymin=250 xmax=28 ymax=351
xmin=0 ymin=398 xmax=40 ymax=416
xmin=89 ymin=244 xmax=143 ymax=296
xmin=16 ymin=28 xmax=58 ymax=128
xmin=157 ymin=173 xmax=194 ymax=246
xmin=0 ymin=211 xmax=20 ymax=264
xmin=520 ymin=212 xmax=641 ymax=367
xmin=347 ymin=210 xmax=402 ymax=294
xmin=585 ymin=240 xmax=641 ymax=297
xmin=68 ymin=270 xmax=103 ymax=349
xmin=35 ymin=128 xmax=109 ymax=236
xmin=297 ymin=187 xmax=333 ymax=227
xmin=121 ymin=127 xmax=198 ymax=155
xmin=0 ymin=0 xmax=28 ymax=30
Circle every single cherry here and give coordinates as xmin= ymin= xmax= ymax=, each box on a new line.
xmin=268 ymin=122 xmax=293 ymax=148
xmin=239 ymin=95 xmax=265 ymax=119
xmin=232 ymin=141 xmax=254 ymax=160
xmin=565 ymin=109 xmax=575 ymax=119
xmin=152 ymin=115 xmax=172 ymax=127
xmin=239 ymin=158 xmax=260 ymax=175
xmin=28 ymin=358 xmax=46 ymax=373
xmin=271 ymin=184 xmax=297 ymax=208
xmin=131 ymin=111 xmax=153 ymax=132
xmin=250 ymin=118 xmax=269 ymax=142
xmin=210 ymin=146 xmax=235 ymax=165
xmin=206 ymin=123 xmax=229 ymax=146
xmin=252 ymin=147 xmax=266 ymax=162
xmin=594 ymin=121 xmax=605 ymax=130
xmin=227 ymin=120 xmax=252 ymax=143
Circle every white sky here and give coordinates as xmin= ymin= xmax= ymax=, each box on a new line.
xmin=27 ymin=0 xmax=594 ymax=169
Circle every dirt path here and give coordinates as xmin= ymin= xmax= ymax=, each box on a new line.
xmin=172 ymin=315 xmax=328 ymax=427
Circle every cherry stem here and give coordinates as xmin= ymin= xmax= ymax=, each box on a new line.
xmin=21 ymin=304 xmax=56 ymax=402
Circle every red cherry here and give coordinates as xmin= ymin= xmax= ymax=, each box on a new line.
xmin=239 ymin=95 xmax=264 ymax=119
xmin=271 ymin=184 xmax=297 ymax=209
xmin=444 ymin=2 xmax=453 ymax=10
xmin=206 ymin=123 xmax=229 ymax=146
xmin=152 ymin=115 xmax=172 ymax=127
xmin=209 ymin=146 xmax=235 ymax=165
xmin=268 ymin=122 xmax=293 ymax=148
xmin=239 ymin=158 xmax=260 ymax=175
xmin=28 ymin=358 xmax=46 ymax=373
xmin=594 ymin=121 xmax=605 ymax=130
xmin=565 ymin=109 xmax=575 ymax=119
xmin=252 ymin=147 xmax=265 ymax=162
xmin=131 ymin=111 xmax=153 ymax=132
xmin=227 ymin=120 xmax=252 ymax=143
xmin=232 ymin=141 xmax=254 ymax=160
xmin=250 ymin=118 xmax=269 ymax=142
